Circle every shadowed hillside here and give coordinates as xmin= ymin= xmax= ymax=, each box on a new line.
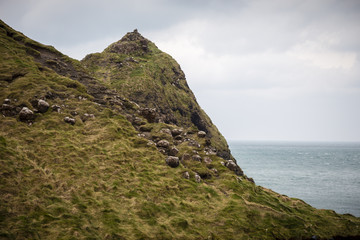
xmin=1 ymin=19 xmax=360 ymax=239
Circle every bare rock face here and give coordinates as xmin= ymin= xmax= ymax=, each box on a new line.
xmin=165 ymin=156 xmax=180 ymax=168
xmin=19 ymin=107 xmax=35 ymax=121
xmin=64 ymin=116 xmax=76 ymax=125
xmin=37 ymin=99 xmax=49 ymax=113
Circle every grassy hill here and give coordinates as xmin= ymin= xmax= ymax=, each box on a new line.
xmin=1 ymin=19 xmax=360 ymax=239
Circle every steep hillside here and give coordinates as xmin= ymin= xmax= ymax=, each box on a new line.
xmin=81 ymin=30 xmax=233 ymax=160
xmin=1 ymin=19 xmax=360 ymax=239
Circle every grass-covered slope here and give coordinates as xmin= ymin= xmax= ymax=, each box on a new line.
xmin=81 ymin=30 xmax=232 ymax=159
xmin=1 ymin=20 xmax=360 ymax=239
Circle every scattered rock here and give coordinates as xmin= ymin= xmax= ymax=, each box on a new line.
xmin=225 ymin=160 xmax=244 ymax=176
xmin=140 ymin=107 xmax=157 ymax=123
xmin=211 ymin=168 xmax=218 ymax=175
xmin=181 ymin=153 xmax=191 ymax=161
xmin=195 ymin=173 xmax=201 ymax=183
xmin=159 ymin=149 xmax=167 ymax=155
xmin=157 ymin=139 xmax=170 ymax=148
xmin=204 ymin=147 xmax=217 ymax=155
xmin=51 ymin=105 xmax=61 ymax=113
xmin=147 ymin=140 xmax=155 ymax=147
xmin=171 ymin=128 xmax=183 ymax=136
xmin=246 ymin=177 xmax=255 ymax=184
xmin=187 ymin=139 xmax=201 ymax=148
xmin=174 ymin=135 xmax=182 ymax=141
xmin=3 ymin=99 xmax=10 ymax=104
xmin=132 ymin=117 xmax=145 ymax=126
xmin=192 ymin=155 xmax=202 ymax=162
xmin=70 ymin=111 xmax=78 ymax=116
xmin=169 ymin=146 xmax=179 ymax=156
xmin=81 ymin=113 xmax=95 ymax=122
xmin=139 ymin=125 xmax=152 ymax=132
xmin=37 ymin=99 xmax=49 ymax=113
xmin=1 ymin=103 xmax=16 ymax=117
xmin=19 ymin=107 xmax=34 ymax=121
xmin=183 ymin=171 xmax=190 ymax=179
xmin=197 ymin=131 xmax=206 ymax=138
xmin=165 ymin=156 xmax=180 ymax=168
xmin=64 ymin=116 xmax=76 ymax=125
xmin=160 ymin=128 xmax=172 ymax=135
xmin=203 ymin=157 xmax=212 ymax=165
xmin=138 ymin=133 xmax=146 ymax=138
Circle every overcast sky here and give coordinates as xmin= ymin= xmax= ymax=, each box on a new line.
xmin=1 ymin=0 xmax=360 ymax=142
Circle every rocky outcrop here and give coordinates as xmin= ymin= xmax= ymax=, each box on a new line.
xmin=37 ymin=100 xmax=49 ymax=113
xmin=157 ymin=139 xmax=170 ymax=148
xmin=225 ymin=160 xmax=244 ymax=176
xmin=165 ymin=156 xmax=179 ymax=168
xmin=19 ymin=107 xmax=35 ymax=121
xmin=64 ymin=117 xmax=76 ymax=125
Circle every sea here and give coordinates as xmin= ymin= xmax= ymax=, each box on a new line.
xmin=228 ymin=141 xmax=360 ymax=217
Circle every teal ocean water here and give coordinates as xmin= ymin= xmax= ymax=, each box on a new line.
xmin=229 ymin=141 xmax=360 ymax=217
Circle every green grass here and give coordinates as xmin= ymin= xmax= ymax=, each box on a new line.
xmin=1 ymin=20 xmax=360 ymax=239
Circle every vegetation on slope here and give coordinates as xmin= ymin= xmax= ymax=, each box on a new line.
xmin=81 ymin=30 xmax=232 ymax=159
xmin=1 ymin=19 xmax=360 ymax=239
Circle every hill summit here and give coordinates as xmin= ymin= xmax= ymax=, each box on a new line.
xmin=1 ymin=20 xmax=360 ymax=239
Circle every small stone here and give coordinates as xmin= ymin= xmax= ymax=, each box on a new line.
xmin=160 ymin=128 xmax=172 ymax=135
xmin=169 ymin=146 xmax=179 ymax=156
xmin=51 ymin=105 xmax=61 ymax=113
xmin=139 ymin=125 xmax=152 ymax=132
xmin=181 ymin=153 xmax=191 ymax=161
xmin=197 ymin=131 xmax=206 ymax=138
xmin=81 ymin=113 xmax=95 ymax=122
xmin=64 ymin=116 xmax=76 ymax=125
xmin=192 ymin=154 xmax=202 ymax=162
xmin=133 ymin=117 xmax=145 ymax=126
xmin=211 ymin=168 xmax=218 ymax=174
xmin=19 ymin=107 xmax=34 ymax=121
xmin=159 ymin=149 xmax=167 ymax=155
xmin=70 ymin=111 xmax=78 ymax=116
xmin=183 ymin=171 xmax=190 ymax=179
xmin=37 ymin=100 xmax=49 ymax=113
xmin=174 ymin=135 xmax=182 ymax=141
xmin=140 ymin=107 xmax=157 ymax=123
xmin=225 ymin=160 xmax=244 ymax=176
xmin=3 ymin=99 xmax=10 ymax=104
xmin=171 ymin=128 xmax=183 ymax=136
xmin=157 ymin=139 xmax=170 ymax=148
xmin=1 ymin=104 xmax=13 ymax=111
xmin=165 ymin=156 xmax=180 ymax=168
xmin=203 ymin=157 xmax=212 ymax=165
xmin=195 ymin=173 xmax=201 ymax=183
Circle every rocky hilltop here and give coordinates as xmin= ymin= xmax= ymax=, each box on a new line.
xmin=0 ymin=19 xmax=360 ymax=239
